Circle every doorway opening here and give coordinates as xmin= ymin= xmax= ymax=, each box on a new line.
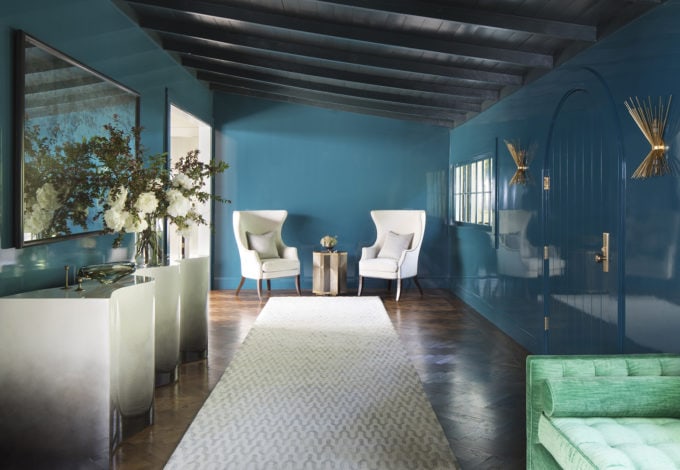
xmin=168 ymin=104 xmax=212 ymax=261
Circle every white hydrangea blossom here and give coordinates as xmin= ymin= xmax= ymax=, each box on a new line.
xmin=104 ymin=207 xmax=128 ymax=232
xmin=36 ymin=183 xmax=61 ymax=211
xmin=166 ymin=188 xmax=191 ymax=218
xmin=177 ymin=211 xmax=198 ymax=237
xmin=172 ymin=173 xmax=193 ymax=190
xmin=134 ymin=191 xmax=159 ymax=215
xmin=25 ymin=203 xmax=53 ymax=234
xmin=123 ymin=212 xmax=148 ymax=233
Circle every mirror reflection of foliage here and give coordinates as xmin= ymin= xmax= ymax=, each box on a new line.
xmin=23 ymin=121 xmax=100 ymax=238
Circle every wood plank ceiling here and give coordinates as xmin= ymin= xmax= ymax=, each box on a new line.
xmin=114 ymin=0 xmax=664 ymax=128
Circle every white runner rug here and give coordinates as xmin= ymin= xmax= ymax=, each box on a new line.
xmin=165 ymin=296 xmax=459 ymax=469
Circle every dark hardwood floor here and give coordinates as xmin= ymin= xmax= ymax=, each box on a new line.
xmin=112 ymin=288 xmax=528 ymax=469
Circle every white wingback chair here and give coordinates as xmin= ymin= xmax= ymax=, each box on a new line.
xmin=358 ymin=210 xmax=426 ymax=301
xmin=233 ymin=210 xmax=301 ymax=299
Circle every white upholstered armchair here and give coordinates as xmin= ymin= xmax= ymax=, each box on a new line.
xmin=233 ymin=210 xmax=301 ymax=299
xmin=358 ymin=210 xmax=426 ymax=301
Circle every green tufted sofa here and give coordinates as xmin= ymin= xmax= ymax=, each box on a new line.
xmin=526 ymin=354 xmax=680 ymax=469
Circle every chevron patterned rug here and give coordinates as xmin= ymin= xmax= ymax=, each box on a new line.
xmin=165 ymin=296 xmax=460 ymax=469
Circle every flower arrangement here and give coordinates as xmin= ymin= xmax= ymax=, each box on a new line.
xmin=21 ymin=118 xmax=229 ymax=264
xmin=93 ymin=122 xmax=229 ymax=264
xmin=320 ymin=234 xmax=338 ymax=252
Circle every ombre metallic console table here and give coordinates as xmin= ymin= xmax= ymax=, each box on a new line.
xmin=312 ymin=251 xmax=347 ymax=296
xmin=0 ymin=276 xmax=155 ymax=467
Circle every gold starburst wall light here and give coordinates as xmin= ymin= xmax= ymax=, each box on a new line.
xmin=624 ymin=96 xmax=673 ymax=179
xmin=504 ymin=139 xmax=533 ymax=186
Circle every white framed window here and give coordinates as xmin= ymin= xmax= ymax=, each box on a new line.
xmin=451 ymin=155 xmax=494 ymax=227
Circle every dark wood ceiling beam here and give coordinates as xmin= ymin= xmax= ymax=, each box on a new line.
xmin=191 ymin=64 xmax=481 ymax=113
xmin=127 ymin=0 xmax=553 ymax=68
xmin=199 ymin=71 xmax=467 ymax=121
xmin=211 ymin=83 xmax=457 ymax=127
xmin=181 ymin=54 xmax=497 ymax=101
xmin=140 ymin=18 xmax=499 ymax=100
xmin=161 ymin=34 xmax=521 ymax=87
xmin=315 ymin=0 xmax=597 ymax=42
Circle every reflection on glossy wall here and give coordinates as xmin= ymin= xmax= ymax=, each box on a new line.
xmin=449 ymin=0 xmax=680 ymax=355
xmin=0 ymin=0 xmax=212 ymax=296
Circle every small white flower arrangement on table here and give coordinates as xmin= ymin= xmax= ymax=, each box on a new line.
xmin=320 ymin=235 xmax=338 ymax=252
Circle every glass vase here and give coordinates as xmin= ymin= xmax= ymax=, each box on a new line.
xmin=136 ymin=218 xmax=164 ymax=266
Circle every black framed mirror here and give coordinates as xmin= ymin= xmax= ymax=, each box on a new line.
xmin=14 ymin=30 xmax=139 ymax=248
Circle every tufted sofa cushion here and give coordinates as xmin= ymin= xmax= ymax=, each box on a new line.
xmin=538 ymin=415 xmax=680 ymax=470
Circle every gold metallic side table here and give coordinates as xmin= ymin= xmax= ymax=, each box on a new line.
xmin=312 ymin=251 xmax=347 ymax=296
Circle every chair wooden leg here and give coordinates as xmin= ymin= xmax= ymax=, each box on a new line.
xmin=295 ymin=275 xmax=301 ymax=295
xmin=257 ymin=280 xmax=262 ymax=300
xmin=357 ymin=276 xmax=364 ymax=296
xmin=395 ymin=279 xmax=402 ymax=301
xmin=235 ymin=277 xmax=246 ymax=296
xmin=413 ymin=276 xmax=424 ymax=297
xmin=266 ymin=280 xmax=271 ymax=292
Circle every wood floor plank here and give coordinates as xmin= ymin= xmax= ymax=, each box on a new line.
xmin=112 ymin=289 xmax=528 ymax=469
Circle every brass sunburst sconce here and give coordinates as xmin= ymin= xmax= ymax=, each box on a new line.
xmin=624 ymin=96 xmax=673 ymax=179
xmin=504 ymin=139 xmax=533 ymax=185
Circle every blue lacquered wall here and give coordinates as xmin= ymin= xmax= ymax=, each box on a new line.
xmin=449 ymin=0 xmax=680 ymax=354
xmin=0 ymin=0 xmax=212 ymax=296
xmin=212 ymin=94 xmax=450 ymax=291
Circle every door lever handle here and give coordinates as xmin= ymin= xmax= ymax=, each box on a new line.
xmin=594 ymin=233 xmax=609 ymax=273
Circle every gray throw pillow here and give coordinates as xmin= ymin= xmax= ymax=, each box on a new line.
xmin=247 ymin=231 xmax=280 ymax=259
xmin=378 ymin=231 xmax=414 ymax=259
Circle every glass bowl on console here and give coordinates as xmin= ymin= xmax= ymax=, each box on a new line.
xmin=77 ymin=262 xmax=136 ymax=284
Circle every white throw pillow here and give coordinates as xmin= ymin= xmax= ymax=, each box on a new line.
xmin=247 ymin=231 xmax=280 ymax=259
xmin=377 ymin=231 xmax=414 ymax=259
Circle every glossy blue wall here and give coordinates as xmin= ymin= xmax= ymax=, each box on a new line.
xmin=212 ymin=94 xmax=450 ymax=292
xmin=4 ymin=0 xmax=678 ymax=358
xmin=0 ymin=0 xmax=212 ymax=296
xmin=450 ymin=1 xmax=680 ymax=354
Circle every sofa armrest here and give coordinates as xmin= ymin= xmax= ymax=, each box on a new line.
xmin=543 ymin=376 xmax=680 ymax=417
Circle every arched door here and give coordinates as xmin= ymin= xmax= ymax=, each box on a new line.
xmin=544 ymin=79 xmax=621 ymax=354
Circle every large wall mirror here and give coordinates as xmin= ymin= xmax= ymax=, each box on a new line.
xmin=14 ymin=31 xmax=139 ymax=248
